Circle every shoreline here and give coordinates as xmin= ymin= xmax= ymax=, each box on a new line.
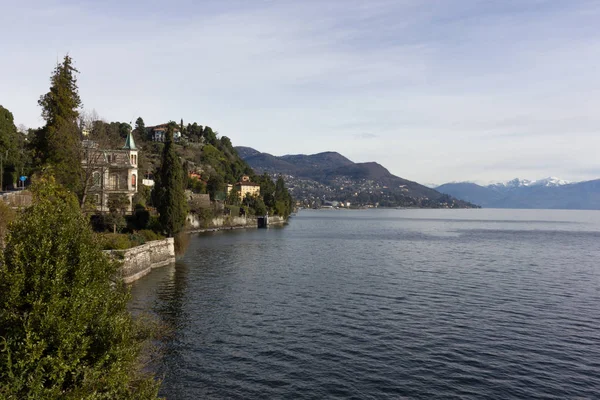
xmin=186 ymin=218 xmax=286 ymax=234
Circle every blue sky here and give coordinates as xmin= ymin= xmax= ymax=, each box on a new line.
xmin=1 ymin=0 xmax=599 ymax=184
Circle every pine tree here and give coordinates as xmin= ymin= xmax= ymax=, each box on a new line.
xmin=0 ymin=177 xmax=160 ymax=398
xmin=134 ymin=117 xmax=146 ymax=141
xmin=36 ymin=55 xmax=83 ymax=194
xmin=155 ymin=122 xmax=188 ymax=236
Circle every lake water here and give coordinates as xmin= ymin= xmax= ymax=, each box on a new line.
xmin=129 ymin=209 xmax=600 ymax=399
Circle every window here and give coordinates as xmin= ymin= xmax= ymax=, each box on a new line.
xmin=110 ymin=174 xmax=118 ymax=190
xmin=132 ymin=174 xmax=137 ymax=189
xmin=92 ymin=171 xmax=101 ymax=186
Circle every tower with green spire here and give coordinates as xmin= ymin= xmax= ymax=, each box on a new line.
xmin=123 ymin=131 xmax=138 ymax=209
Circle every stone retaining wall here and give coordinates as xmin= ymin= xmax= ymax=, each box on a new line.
xmin=106 ymin=238 xmax=175 ymax=283
xmin=0 ymin=191 xmax=32 ymax=209
xmin=186 ymin=214 xmax=286 ymax=231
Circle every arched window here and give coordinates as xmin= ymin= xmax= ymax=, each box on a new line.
xmin=92 ymin=171 xmax=101 ymax=186
xmin=132 ymin=174 xmax=137 ymax=189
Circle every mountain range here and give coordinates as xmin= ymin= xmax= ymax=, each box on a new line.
xmin=436 ymin=178 xmax=600 ymax=209
xmin=235 ymin=147 xmax=476 ymax=208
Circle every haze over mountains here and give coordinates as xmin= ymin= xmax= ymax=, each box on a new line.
xmin=436 ymin=178 xmax=600 ymax=210
xmin=235 ymin=147 xmax=476 ymax=208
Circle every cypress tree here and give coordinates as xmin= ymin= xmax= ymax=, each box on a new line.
xmin=155 ymin=122 xmax=188 ymax=236
xmin=36 ymin=55 xmax=83 ymax=194
xmin=0 ymin=177 xmax=160 ymax=398
xmin=134 ymin=117 xmax=146 ymax=141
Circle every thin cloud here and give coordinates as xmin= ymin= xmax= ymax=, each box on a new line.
xmin=1 ymin=0 xmax=599 ymax=183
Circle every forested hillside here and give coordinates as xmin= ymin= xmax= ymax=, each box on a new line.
xmin=236 ymin=147 xmax=477 ymax=209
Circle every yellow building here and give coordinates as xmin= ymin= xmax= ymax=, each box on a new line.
xmin=234 ymin=176 xmax=260 ymax=199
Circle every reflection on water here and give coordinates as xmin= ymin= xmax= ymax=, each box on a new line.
xmin=130 ymin=209 xmax=600 ymax=399
xmin=174 ymin=232 xmax=191 ymax=257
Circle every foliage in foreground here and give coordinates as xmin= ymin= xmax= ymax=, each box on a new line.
xmin=0 ymin=178 xmax=161 ymax=399
xmin=0 ymin=202 xmax=15 ymax=248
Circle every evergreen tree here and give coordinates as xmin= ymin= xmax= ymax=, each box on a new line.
xmin=134 ymin=117 xmax=146 ymax=141
xmin=0 ymin=177 xmax=160 ymax=398
xmin=35 ymin=55 xmax=83 ymax=194
xmin=203 ymin=126 xmax=217 ymax=145
xmin=155 ymin=122 xmax=187 ymax=236
xmin=0 ymin=106 xmax=19 ymax=190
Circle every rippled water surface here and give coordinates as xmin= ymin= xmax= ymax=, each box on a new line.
xmin=130 ymin=209 xmax=600 ymax=399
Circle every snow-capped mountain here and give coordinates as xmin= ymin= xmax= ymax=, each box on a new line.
xmin=489 ymin=177 xmax=571 ymax=189
xmin=435 ymin=177 xmax=600 ymax=210
xmin=530 ymin=177 xmax=571 ymax=187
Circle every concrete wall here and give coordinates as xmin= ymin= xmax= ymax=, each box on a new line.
xmin=106 ymin=238 xmax=175 ymax=283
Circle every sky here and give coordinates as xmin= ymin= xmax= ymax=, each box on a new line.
xmin=1 ymin=0 xmax=599 ymax=185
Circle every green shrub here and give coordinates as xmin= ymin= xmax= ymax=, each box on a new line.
xmin=97 ymin=232 xmax=133 ymax=250
xmin=0 ymin=177 xmax=160 ymax=398
xmin=137 ymin=229 xmax=164 ymax=242
xmin=0 ymin=201 xmax=15 ymax=248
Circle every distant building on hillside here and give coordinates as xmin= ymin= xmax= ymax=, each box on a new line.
xmin=82 ymin=131 xmax=138 ymax=212
xmin=233 ymin=175 xmax=260 ymax=199
xmin=147 ymin=123 xmax=182 ymax=142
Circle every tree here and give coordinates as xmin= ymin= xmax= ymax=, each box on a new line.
xmin=206 ymin=174 xmax=224 ymax=201
xmin=35 ymin=55 xmax=83 ymax=193
xmin=106 ymin=193 xmax=130 ymax=233
xmin=154 ymin=122 xmax=187 ymax=236
xmin=0 ymin=177 xmax=160 ymax=398
xmin=78 ymin=110 xmax=110 ymax=208
xmin=187 ymin=123 xmax=203 ymax=143
xmin=203 ymin=126 xmax=217 ymax=145
xmin=226 ymin=186 xmax=241 ymax=206
xmin=0 ymin=201 xmax=15 ymax=248
xmin=118 ymin=122 xmax=132 ymax=139
xmin=134 ymin=117 xmax=146 ymax=141
xmin=0 ymin=106 xmax=19 ymax=190
xmin=274 ymin=175 xmax=293 ymax=218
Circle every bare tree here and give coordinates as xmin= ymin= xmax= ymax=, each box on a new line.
xmin=79 ymin=109 xmax=110 ymax=209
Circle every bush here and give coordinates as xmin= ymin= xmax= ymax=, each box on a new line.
xmin=0 ymin=177 xmax=160 ymax=398
xmin=225 ymin=205 xmax=240 ymax=218
xmin=137 ymin=229 xmax=164 ymax=242
xmin=128 ymin=206 xmax=151 ymax=230
xmin=98 ymin=232 xmax=134 ymax=250
xmin=0 ymin=201 xmax=15 ymax=248
xmin=194 ymin=208 xmax=215 ymax=229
